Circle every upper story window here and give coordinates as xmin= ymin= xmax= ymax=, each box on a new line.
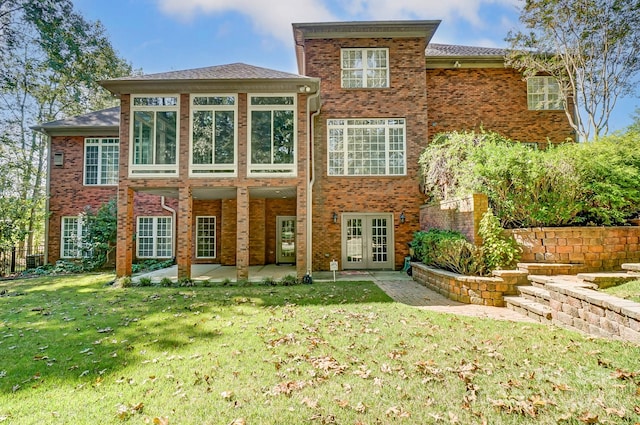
xmin=328 ymin=118 xmax=406 ymax=176
xmin=341 ymin=48 xmax=389 ymax=89
xmin=130 ymin=95 xmax=179 ymax=176
xmin=84 ymin=138 xmax=119 ymax=185
xmin=527 ymin=76 xmax=563 ymax=110
xmin=190 ymin=95 xmax=237 ymax=177
xmin=248 ymin=95 xmax=296 ymax=177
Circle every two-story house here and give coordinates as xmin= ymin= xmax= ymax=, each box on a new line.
xmin=36 ymin=20 xmax=573 ymax=281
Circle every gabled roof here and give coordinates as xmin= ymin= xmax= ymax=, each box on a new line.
xmin=100 ymin=62 xmax=319 ymax=95
xmin=425 ymin=43 xmax=508 ymax=69
xmin=32 ymin=107 xmax=120 ymax=136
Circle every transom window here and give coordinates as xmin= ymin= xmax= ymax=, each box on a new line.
xmin=196 ymin=216 xmax=216 ymax=258
xmin=248 ymin=95 xmax=296 ymax=176
xmin=84 ymin=138 xmax=119 ymax=185
xmin=61 ymin=216 xmax=87 ymax=258
xmin=341 ymin=48 xmax=389 ymax=89
xmin=130 ymin=95 xmax=179 ymax=176
xmin=328 ymin=118 xmax=406 ymax=176
xmin=136 ymin=216 xmax=173 ymax=258
xmin=190 ymin=95 xmax=237 ymax=177
xmin=527 ymin=76 xmax=563 ymax=110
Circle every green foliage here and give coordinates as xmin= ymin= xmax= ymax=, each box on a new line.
xmin=279 ymin=274 xmax=300 ymax=286
xmin=419 ymin=130 xmax=640 ymax=228
xmin=411 ymin=229 xmax=487 ymax=276
xmin=131 ymin=258 xmax=175 ymax=274
xmin=81 ymin=198 xmax=117 ymax=271
xmin=478 ymin=209 xmax=521 ymax=271
xmin=159 ymin=277 xmax=173 ymax=287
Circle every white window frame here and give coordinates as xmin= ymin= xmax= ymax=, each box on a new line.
xmin=61 ymin=216 xmax=88 ymax=258
xmin=189 ymin=94 xmax=238 ymax=177
xmin=247 ymin=94 xmax=297 ymax=177
xmin=195 ymin=216 xmax=216 ymax=259
xmin=136 ymin=216 xmax=173 ymax=259
xmin=341 ymin=48 xmax=389 ymax=89
xmin=129 ymin=95 xmax=180 ymax=177
xmin=327 ymin=118 xmax=406 ymax=176
xmin=527 ymin=76 xmax=563 ymax=110
xmin=84 ymin=138 xmax=119 ymax=186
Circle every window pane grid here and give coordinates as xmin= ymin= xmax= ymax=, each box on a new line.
xmin=196 ymin=216 xmax=216 ymax=258
xmin=84 ymin=139 xmax=119 ymax=185
xmin=137 ymin=217 xmax=172 ymax=258
xmin=341 ymin=48 xmax=388 ymax=88
xmin=527 ymin=76 xmax=563 ymax=110
xmin=328 ymin=118 xmax=405 ymax=176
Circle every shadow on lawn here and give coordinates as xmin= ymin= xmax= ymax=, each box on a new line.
xmin=0 ymin=274 xmax=393 ymax=394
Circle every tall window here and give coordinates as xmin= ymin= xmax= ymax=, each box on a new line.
xmin=341 ymin=48 xmax=389 ymax=88
xmin=328 ymin=118 xmax=406 ymax=176
xmin=130 ymin=96 xmax=179 ymax=176
xmin=527 ymin=77 xmax=563 ymax=110
xmin=137 ymin=216 xmax=173 ymax=258
xmin=61 ymin=216 xmax=87 ymax=258
xmin=84 ymin=138 xmax=119 ymax=185
xmin=190 ymin=95 xmax=237 ymax=176
xmin=248 ymin=95 xmax=296 ymax=176
xmin=196 ymin=216 xmax=216 ymax=258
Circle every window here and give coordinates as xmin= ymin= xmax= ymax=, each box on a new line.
xmin=136 ymin=216 xmax=173 ymax=258
xmin=248 ymin=95 xmax=296 ymax=176
xmin=130 ymin=96 xmax=179 ymax=176
xmin=341 ymin=48 xmax=389 ymax=88
xmin=527 ymin=77 xmax=563 ymax=110
xmin=328 ymin=118 xmax=406 ymax=176
xmin=84 ymin=138 xmax=119 ymax=185
xmin=196 ymin=216 xmax=216 ymax=258
xmin=61 ymin=216 xmax=87 ymax=258
xmin=190 ymin=95 xmax=237 ymax=176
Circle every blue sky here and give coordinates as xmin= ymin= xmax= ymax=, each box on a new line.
xmin=72 ymin=0 xmax=638 ymax=132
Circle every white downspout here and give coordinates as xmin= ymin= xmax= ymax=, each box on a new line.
xmin=161 ymin=196 xmax=177 ymax=258
xmin=43 ymin=131 xmax=51 ymax=264
xmin=307 ymin=87 xmax=321 ymax=276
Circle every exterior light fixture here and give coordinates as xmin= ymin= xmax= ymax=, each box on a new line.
xmin=400 ymin=211 xmax=406 ymax=224
xmin=332 ymin=212 xmax=338 ymax=223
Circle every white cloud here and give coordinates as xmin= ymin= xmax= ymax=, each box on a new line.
xmin=156 ymin=0 xmax=336 ymax=44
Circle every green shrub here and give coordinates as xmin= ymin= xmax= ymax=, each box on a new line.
xmin=279 ymin=275 xmax=299 ymax=286
xmin=478 ymin=209 xmax=521 ymax=270
xmin=418 ymin=129 xmax=640 ymax=228
xmin=261 ymin=276 xmax=277 ymax=286
xmin=136 ymin=277 xmax=153 ymax=287
xmin=411 ymin=229 xmax=487 ymax=276
xmin=160 ymin=277 xmax=173 ymax=287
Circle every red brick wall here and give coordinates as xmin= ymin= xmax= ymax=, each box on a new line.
xmin=426 ymin=68 xmax=575 ymax=144
xmin=419 ymin=194 xmax=489 ymax=245
xmin=305 ymin=37 xmax=429 ymax=270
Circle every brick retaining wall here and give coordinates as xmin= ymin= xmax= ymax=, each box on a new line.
xmin=546 ymin=282 xmax=640 ymax=344
xmin=411 ymin=262 xmax=527 ymax=307
xmin=419 ymin=194 xmax=488 ymax=245
xmin=508 ymin=227 xmax=640 ymax=272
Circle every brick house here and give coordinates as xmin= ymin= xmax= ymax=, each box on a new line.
xmin=35 ymin=20 xmax=573 ymax=280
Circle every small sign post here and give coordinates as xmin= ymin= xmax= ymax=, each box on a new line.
xmin=329 ymin=260 xmax=338 ymax=282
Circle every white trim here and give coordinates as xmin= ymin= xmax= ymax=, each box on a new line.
xmin=340 ymin=212 xmax=395 ymax=270
xmin=83 ymin=137 xmax=119 ymax=186
xmin=340 ymin=48 xmax=390 ymax=89
xmin=129 ymin=94 xmax=180 ymax=178
xmin=527 ymin=76 xmax=563 ymax=111
xmin=195 ymin=216 xmax=217 ymax=259
xmin=136 ymin=216 xmax=173 ymax=259
xmin=247 ymin=94 xmax=298 ymax=178
xmin=60 ymin=215 xmax=85 ymax=259
xmin=188 ymin=94 xmax=238 ymax=178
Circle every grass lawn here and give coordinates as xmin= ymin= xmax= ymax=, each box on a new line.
xmin=1 ymin=274 xmax=639 ymax=424
xmin=603 ymin=280 xmax=640 ymax=303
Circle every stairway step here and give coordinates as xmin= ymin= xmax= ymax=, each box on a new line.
xmin=518 ymin=285 xmax=550 ymax=304
xmin=517 ymin=263 xmax=585 ymax=276
xmin=621 ymin=263 xmax=640 ymax=273
xmin=577 ymin=272 xmax=639 ymax=289
xmin=504 ymin=296 xmax=553 ymax=323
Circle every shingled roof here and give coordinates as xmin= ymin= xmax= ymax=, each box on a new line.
xmin=33 ymin=107 xmax=119 ymax=135
xmin=108 ymin=63 xmax=310 ymax=81
xmin=426 ymin=43 xmax=507 ymax=57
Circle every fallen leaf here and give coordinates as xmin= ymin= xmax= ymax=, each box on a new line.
xmin=227 ymin=419 xmax=245 ymax=425
xmin=578 ymin=412 xmax=599 ymax=424
xmin=153 ymin=417 xmax=169 ymax=425
xmin=221 ymin=391 xmax=235 ymax=400
xmin=300 ymin=397 xmax=318 ymax=409
xmin=334 ymin=398 xmax=349 ymax=408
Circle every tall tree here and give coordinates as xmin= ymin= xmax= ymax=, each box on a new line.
xmin=506 ymin=0 xmax=640 ymax=141
xmin=0 ymin=0 xmax=132 ymax=249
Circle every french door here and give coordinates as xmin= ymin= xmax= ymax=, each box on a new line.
xmin=341 ymin=213 xmax=394 ymax=269
xmin=276 ymin=216 xmax=296 ymax=264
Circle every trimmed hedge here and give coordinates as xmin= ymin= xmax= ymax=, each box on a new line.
xmin=418 ymin=130 xmax=640 ymax=228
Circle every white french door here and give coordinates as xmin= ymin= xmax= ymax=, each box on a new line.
xmin=276 ymin=216 xmax=296 ymax=264
xmin=341 ymin=213 xmax=394 ymax=269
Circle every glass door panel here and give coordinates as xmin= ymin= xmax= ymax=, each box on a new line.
xmin=276 ymin=216 xmax=296 ymax=264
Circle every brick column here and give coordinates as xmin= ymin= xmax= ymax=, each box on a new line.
xmin=177 ymin=186 xmax=193 ymax=279
xmin=116 ymin=187 xmax=134 ymax=277
xmin=236 ymin=186 xmax=249 ymax=280
xmin=296 ymin=185 xmax=307 ymax=278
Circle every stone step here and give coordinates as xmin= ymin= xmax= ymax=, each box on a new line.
xmin=517 ymin=285 xmax=550 ymax=305
xmin=517 ymin=263 xmax=586 ymax=276
xmin=504 ymin=296 xmax=553 ymax=323
xmin=527 ymin=274 xmax=595 ymax=290
xmin=621 ymin=263 xmax=640 ymax=273
xmin=577 ymin=272 xmax=639 ymax=289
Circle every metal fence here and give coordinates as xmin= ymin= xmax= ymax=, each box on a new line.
xmin=0 ymin=245 xmax=45 ymax=277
